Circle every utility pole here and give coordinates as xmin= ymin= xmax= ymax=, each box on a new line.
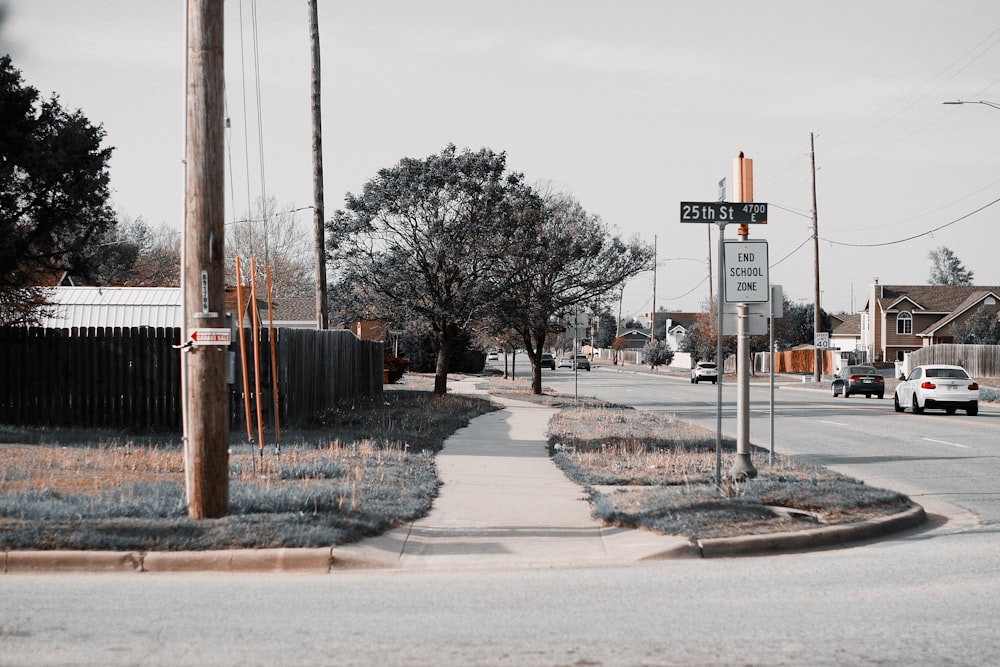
xmin=308 ymin=0 xmax=329 ymax=329
xmin=730 ymin=152 xmax=758 ymax=480
xmin=651 ymin=234 xmax=657 ymax=339
xmin=183 ymin=0 xmax=228 ymax=519
xmin=811 ymin=132 xmax=822 ymax=383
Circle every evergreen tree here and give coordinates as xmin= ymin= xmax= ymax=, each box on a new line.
xmin=928 ymin=246 xmax=974 ymax=286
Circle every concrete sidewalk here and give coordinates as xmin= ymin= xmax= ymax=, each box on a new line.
xmin=332 ymin=377 xmax=695 ymax=570
xmin=2 ymin=376 xmax=927 ymax=574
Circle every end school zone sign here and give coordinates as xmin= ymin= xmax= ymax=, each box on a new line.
xmin=724 ymin=240 xmax=769 ymax=303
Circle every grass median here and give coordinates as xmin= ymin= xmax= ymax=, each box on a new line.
xmin=0 ymin=373 xmax=913 ymax=551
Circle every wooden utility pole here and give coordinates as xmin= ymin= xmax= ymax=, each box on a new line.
xmin=811 ymin=132 xmax=822 ymax=383
xmin=184 ymin=0 xmax=229 ymax=519
xmin=309 ymin=0 xmax=330 ymax=329
xmin=651 ymin=235 xmax=657 ymax=339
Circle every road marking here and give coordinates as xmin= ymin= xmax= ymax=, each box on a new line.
xmin=817 ymin=420 xmax=848 ymax=426
xmin=921 ymin=437 xmax=969 ymax=449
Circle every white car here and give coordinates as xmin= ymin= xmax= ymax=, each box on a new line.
xmin=894 ymin=364 xmax=979 ymax=416
xmin=690 ymin=361 xmax=718 ymax=384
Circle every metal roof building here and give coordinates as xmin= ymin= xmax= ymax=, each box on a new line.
xmin=39 ymin=287 xmax=182 ymax=329
xmin=37 ymin=287 xmax=315 ymax=329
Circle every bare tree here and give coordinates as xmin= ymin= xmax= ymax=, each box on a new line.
xmin=227 ymin=196 xmax=314 ymax=297
xmin=91 ymin=214 xmax=180 ymax=287
xmin=491 ymin=189 xmax=654 ymax=394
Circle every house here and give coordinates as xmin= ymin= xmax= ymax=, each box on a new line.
xmin=615 ymin=327 xmax=651 ymax=350
xmin=646 ymin=311 xmax=699 ymax=351
xmin=830 ymin=313 xmax=862 ymax=353
xmin=862 ymin=283 xmax=1000 ymax=362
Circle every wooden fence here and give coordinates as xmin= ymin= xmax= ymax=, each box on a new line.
xmin=904 ymin=344 xmax=1000 ymax=380
xmin=0 ymin=327 xmax=183 ymax=429
xmin=0 ymin=327 xmax=383 ymax=430
xmin=754 ymin=349 xmax=835 ymax=375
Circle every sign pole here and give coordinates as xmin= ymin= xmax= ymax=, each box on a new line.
xmin=679 ymin=193 xmax=768 ymax=487
xmin=729 ymin=153 xmax=758 ymax=480
xmin=715 ymin=221 xmax=726 ymax=487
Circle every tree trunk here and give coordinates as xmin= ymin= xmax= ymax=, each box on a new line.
xmin=434 ymin=328 xmax=451 ymax=396
xmin=528 ymin=331 xmax=545 ymax=395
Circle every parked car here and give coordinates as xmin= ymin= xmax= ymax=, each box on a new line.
xmin=540 ymin=353 xmax=555 ymax=370
xmin=894 ymin=364 xmax=979 ymax=415
xmin=690 ymin=361 xmax=718 ymax=384
xmin=486 ymin=350 xmax=499 ymax=361
xmin=832 ymin=365 xmax=884 ymax=399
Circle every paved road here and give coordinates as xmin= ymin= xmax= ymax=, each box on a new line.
xmin=4 ymin=527 xmax=998 ymax=665
xmin=4 ymin=365 xmax=999 ymax=665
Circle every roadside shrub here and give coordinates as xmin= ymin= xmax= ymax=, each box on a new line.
xmin=384 ymin=355 xmax=409 ymax=383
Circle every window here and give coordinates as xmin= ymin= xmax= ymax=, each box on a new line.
xmin=896 ymin=311 xmax=912 ymax=335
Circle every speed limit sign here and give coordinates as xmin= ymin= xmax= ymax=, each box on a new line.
xmin=814 ymin=332 xmax=830 ymax=349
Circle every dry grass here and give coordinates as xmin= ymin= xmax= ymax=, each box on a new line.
xmin=0 ymin=384 xmax=498 ymax=551
xmin=546 ymin=404 xmax=911 ymax=540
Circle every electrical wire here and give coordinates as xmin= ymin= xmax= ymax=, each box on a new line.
xmin=820 ymin=195 xmax=1000 ymax=248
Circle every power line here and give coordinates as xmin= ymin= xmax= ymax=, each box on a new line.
xmin=819 ymin=195 xmax=1000 ymax=248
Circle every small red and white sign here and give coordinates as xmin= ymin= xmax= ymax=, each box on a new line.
xmin=190 ymin=328 xmax=232 ymax=345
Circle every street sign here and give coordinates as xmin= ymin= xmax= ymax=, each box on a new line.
xmin=680 ymin=201 xmax=768 ymax=224
xmin=724 ymin=240 xmax=769 ymax=303
xmin=814 ymin=332 xmax=830 ymax=349
xmin=191 ymin=328 xmax=232 ymax=346
xmin=722 ymin=311 xmax=768 ymax=335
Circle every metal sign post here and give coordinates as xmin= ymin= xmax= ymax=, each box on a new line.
xmin=680 ymin=198 xmax=769 ymax=487
xmin=715 ymin=222 xmax=726 ymax=486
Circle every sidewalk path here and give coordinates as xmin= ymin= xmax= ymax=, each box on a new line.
xmin=332 ymin=377 xmax=694 ymax=570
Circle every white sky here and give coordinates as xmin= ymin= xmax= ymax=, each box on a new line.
xmin=4 ymin=1 xmax=1000 ymax=322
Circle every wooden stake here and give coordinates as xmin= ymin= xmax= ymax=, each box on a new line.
xmin=266 ymin=264 xmax=281 ymax=452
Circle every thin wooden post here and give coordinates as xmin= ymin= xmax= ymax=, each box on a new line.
xmin=235 ymin=258 xmax=254 ymax=442
xmin=250 ymin=257 xmax=266 ymax=459
xmin=266 ymin=264 xmax=282 ymax=452
xmin=184 ymin=0 xmax=228 ymax=519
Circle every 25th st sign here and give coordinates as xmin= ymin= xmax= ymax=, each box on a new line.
xmin=680 ymin=201 xmax=768 ymax=224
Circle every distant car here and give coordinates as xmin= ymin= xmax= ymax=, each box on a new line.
xmin=894 ymin=364 xmax=979 ymax=415
xmin=540 ymin=353 xmax=555 ymax=370
xmin=486 ymin=350 xmax=499 ymax=361
xmin=690 ymin=361 xmax=718 ymax=384
xmin=832 ymin=365 xmax=884 ymax=399
xmin=557 ymin=355 xmax=590 ymax=370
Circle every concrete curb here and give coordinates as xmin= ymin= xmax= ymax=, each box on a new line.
xmin=695 ymin=503 xmax=927 ymax=558
xmin=1 ymin=506 xmax=926 ymax=572
xmin=5 ymin=550 xmax=143 ymax=573
xmin=4 ymin=548 xmax=334 ymax=574
xmin=142 ymin=547 xmax=334 ymax=573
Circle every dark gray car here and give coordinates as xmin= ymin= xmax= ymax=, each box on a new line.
xmin=832 ymin=365 xmax=884 ymax=399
